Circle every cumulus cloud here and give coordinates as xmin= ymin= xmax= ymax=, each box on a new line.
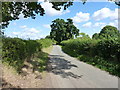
xmin=11 ymin=25 xmax=42 ymax=40
xmin=94 ymin=22 xmax=106 ymax=27
xmin=18 ymin=14 xmax=29 ymax=20
xmin=72 ymin=12 xmax=90 ymax=23
xmin=73 ymin=23 xmax=79 ymax=28
xmin=93 ymin=22 xmax=107 ymax=29
xmin=94 ymin=20 xmax=118 ymax=29
xmin=18 ymin=14 xmax=24 ymax=19
xmin=20 ymin=25 xmax=27 ymax=29
xmin=13 ymin=22 xmax=17 ymax=25
xmin=82 ymin=21 xmax=118 ymax=29
xmin=12 ymin=32 xmax=20 ymax=35
xmin=29 ymin=28 xmax=40 ymax=33
xmin=43 ymin=24 xmax=51 ymax=29
xmin=41 ymin=2 xmax=70 ymax=16
xmin=93 ymin=8 xmax=118 ymax=21
xmin=108 ymin=20 xmax=118 ymax=27
xmin=82 ymin=22 xmax=92 ymax=28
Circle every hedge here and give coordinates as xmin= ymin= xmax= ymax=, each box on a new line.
xmin=2 ymin=37 xmax=52 ymax=72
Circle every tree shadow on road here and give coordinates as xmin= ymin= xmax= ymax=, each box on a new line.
xmin=48 ymin=55 xmax=83 ymax=79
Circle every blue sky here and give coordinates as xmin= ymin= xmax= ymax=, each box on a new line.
xmin=4 ymin=1 xmax=118 ymax=39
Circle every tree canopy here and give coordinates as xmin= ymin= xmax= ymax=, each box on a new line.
xmin=78 ymin=32 xmax=90 ymax=39
xmin=1 ymin=1 xmax=73 ymax=29
xmin=92 ymin=25 xmax=120 ymax=40
xmin=50 ymin=18 xmax=79 ymax=44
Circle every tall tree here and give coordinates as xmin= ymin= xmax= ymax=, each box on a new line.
xmin=50 ymin=18 xmax=79 ymax=44
xmin=92 ymin=33 xmax=99 ymax=39
xmin=92 ymin=25 xmax=120 ymax=40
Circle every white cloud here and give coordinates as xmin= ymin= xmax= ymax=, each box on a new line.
xmin=12 ymin=32 xmax=20 ymax=35
xmin=13 ymin=22 xmax=17 ymax=25
xmin=18 ymin=13 xmax=29 ymax=20
xmin=43 ymin=24 xmax=50 ymax=29
xmin=41 ymin=2 xmax=70 ymax=16
xmin=94 ymin=22 xmax=107 ymax=29
xmin=82 ymin=21 xmax=118 ymax=29
xmin=110 ymin=8 xmax=118 ymax=20
xmin=29 ymin=28 xmax=40 ymax=33
xmin=18 ymin=14 xmax=24 ymax=19
xmin=93 ymin=8 xmax=118 ymax=21
xmin=10 ymin=26 xmax=42 ymax=40
xmin=82 ymin=22 xmax=92 ymax=28
xmin=73 ymin=23 xmax=79 ymax=28
xmin=20 ymin=25 xmax=27 ymax=29
xmin=94 ymin=22 xmax=106 ymax=27
xmin=72 ymin=12 xmax=90 ymax=23
xmin=108 ymin=20 xmax=118 ymax=27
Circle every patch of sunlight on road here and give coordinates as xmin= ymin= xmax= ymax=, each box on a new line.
xmin=42 ymin=46 xmax=53 ymax=54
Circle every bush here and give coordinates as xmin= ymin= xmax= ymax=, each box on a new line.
xmin=95 ymin=39 xmax=120 ymax=62
xmin=2 ymin=38 xmax=27 ymax=71
xmin=2 ymin=37 xmax=53 ymax=72
xmin=61 ymin=37 xmax=120 ymax=77
xmin=37 ymin=39 xmax=53 ymax=48
xmin=24 ymin=40 xmax=42 ymax=60
xmin=61 ymin=38 xmax=94 ymax=57
xmin=78 ymin=55 xmax=120 ymax=77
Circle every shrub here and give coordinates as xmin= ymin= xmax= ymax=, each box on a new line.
xmin=61 ymin=37 xmax=120 ymax=77
xmin=2 ymin=37 xmax=53 ymax=72
xmin=37 ymin=39 xmax=53 ymax=48
xmin=61 ymin=38 xmax=94 ymax=57
xmin=78 ymin=55 xmax=120 ymax=77
xmin=24 ymin=40 xmax=42 ymax=60
xmin=2 ymin=38 xmax=27 ymax=71
xmin=95 ymin=39 xmax=120 ymax=62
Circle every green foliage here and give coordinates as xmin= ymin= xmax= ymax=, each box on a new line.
xmin=45 ymin=35 xmax=51 ymax=39
xmin=50 ymin=18 xmax=79 ymax=44
xmin=2 ymin=38 xmax=27 ymax=71
xmin=2 ymin=1 xmax=119 ymax=29
xmin=92 ymin=25 xmax=119 ymax=40
xmin=30 ymin=51 xmax=48 ymax=72
xmin=62 ymin=38 xmax=93 ymax=57
xmin=2 ymin=37 xmax=52 ymax=72
xmin=2 ymin=2 xmax=45 ymax=29
xmin=95 ymin=39 xmax=120 ymax=62
xmin=92 ymin=33 xmax=99 ymax=39
xmin=37 ymin=38 xmax=53 ymax=48
xmin=61 ymin=25 xmax=120 ymax=77
xmin=78 ymin=55 xmax=120 ymax=77
xmin=24 ymin=40 xmax=42 ymax=60
xmin=78 ymin=32 xmax=90 ymax=39
xmin=1 ymin=1 xmax=73 ymax=29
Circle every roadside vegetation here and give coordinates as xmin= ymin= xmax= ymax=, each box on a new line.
xmin=2 ymin=37 xmax=53 ymax=73
xmin=48 ymin=18 xmax=120 ymax=77
xmin=49 ymin=18 xmax=79 ymax=44
xmin=61 ymin=25 xmax=120 ymax=77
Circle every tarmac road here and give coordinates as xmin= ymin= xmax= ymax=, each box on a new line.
xmin=47 ymin=45 xmax=118 ymax=88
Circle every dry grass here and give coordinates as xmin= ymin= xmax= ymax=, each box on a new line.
xmin=2 ymin=45 xmax=53 ymax=88
xmin=42 ymin=46 xmax=53 ymax=54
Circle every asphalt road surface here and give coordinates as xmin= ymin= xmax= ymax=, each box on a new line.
xmin=47 ymin=45 xmax=118 ymax=88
